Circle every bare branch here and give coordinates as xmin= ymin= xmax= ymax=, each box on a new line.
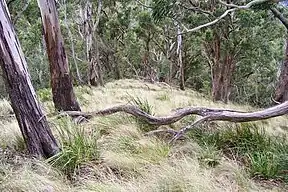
xmin=218 ymin=0 xmax=269 ymax=9
xmin=270 ymin=7 xmax=288 ymax=29
xmin=170 ymin=117 xmax=209 ymax=143
xmin=181 ymin=0 xmax=274 ymax=34
xmin=62 ymin=101 xmax=288 ymax=125
xmin=181 ymin=8 xmax=236 ymax=34
xmin=61 ymin=100 xmax=288 ymax=141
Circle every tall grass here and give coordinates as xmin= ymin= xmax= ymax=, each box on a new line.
xmin=189 ymin=122 xmax=288 ymax=181
xmin=48 ymin=117 xmax=100 ymax=175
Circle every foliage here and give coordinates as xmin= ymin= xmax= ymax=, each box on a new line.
xmin=4 ymin=0 xmax=287 ymax=107
xmin=48 ymin=117 xmax=100 ymax=175
xmin=37 ymin=88 xmax=52 ymax=102
xmin=128 ymin=95 xmax=154 ymax=115
xmin=189 ymin=123 xmax=288 ymax=181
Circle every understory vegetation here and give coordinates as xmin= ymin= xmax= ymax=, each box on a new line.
xmin=0 ymin=79 xmax=288 ymax=191
xmin=3 ymin=0 xmax=288 ymax=191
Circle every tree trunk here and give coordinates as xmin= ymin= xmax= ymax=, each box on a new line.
xmin=207 ymin=33 xmax=235 ymax=103
xmin=63 ymin=0 xmax=83 ymax=84
xmin=85 ymin=0 xmax=104 ymax=86
xmin=270 ymin=8 xmax=288 ymax=103
xmin=38 ymin=0 xmax=81 ymax=111
xmin=142 ymin=35 xmax=157 ymax=83
xmin=0 ymin=0 xmax=59 ymax=158
xmin=212 ymin=52 xmax=235 ymax=103
xmin=275 ymin=39 xmax=288 ymax=102
xmin=176 ymin=22 xmax=185 ymax=90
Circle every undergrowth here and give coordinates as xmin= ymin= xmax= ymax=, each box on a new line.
xmin=48 ymin=117 xmax=100 ymax=176
xmin=188 ymin=122 xmax=288 ymax=181
xmin=2 ymin=80 xmax=288 ymax=191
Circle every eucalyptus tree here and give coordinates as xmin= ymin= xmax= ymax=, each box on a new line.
xmin=81 ymin=0 xmax=104 ymax=86
xmin=38 ymin=0 xmax=81 ymax=111
xmin=0 ymin=0 xmax=59 ymax=158
xmin=151 ymin=0 xmax=285 ymax=105
xmin=270 ymin=6 xmax=288 ymax=102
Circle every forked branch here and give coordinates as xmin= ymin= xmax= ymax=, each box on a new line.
xmin=63 ymin=101 xmax=288 ymax=140
xmin=181 ymin=0 xmax=278 ymax=34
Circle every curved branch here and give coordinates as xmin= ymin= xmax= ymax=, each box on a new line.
xmin=181 ymin=0 xmax=275 ymax=35
xmin=62 ymin=101 xmax=288 ymax=125
xmin=170 ymin=116 xmax=209 ymax=142
xmin=218 ymin=0 xmax=270 ymax=9
xmin=181 ymin=8 xmax=236 ymax=34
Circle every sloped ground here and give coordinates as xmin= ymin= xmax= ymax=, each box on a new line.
xmin=0 ymin=79 xmax=287 ymax=192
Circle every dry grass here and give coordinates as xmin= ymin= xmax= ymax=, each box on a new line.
xmin=0 ymin=79 xmax=287 ymax=191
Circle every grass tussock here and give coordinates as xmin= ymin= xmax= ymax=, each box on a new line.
xmin=48 ymin=117 xmax=100 ymax=176
xmin=0 ymin=79 xmax=288 ymax=191
xmin=189 ymin=122 xmax=288 ymax=181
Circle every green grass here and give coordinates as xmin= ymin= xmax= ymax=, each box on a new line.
xmin=127 ymin=95 xmax=157 ymax=132
xmin=188 ymin=122 xmax=288 ymax=181
xmin=37 ymin=88 xmax=52 ymax=102
xmin=1 ymin=79 xmax=288 ymax=191
xmin=48 ymin=117 xmax=100 ymax=176
xmin=156 ymin=93 xmax=170 ymax=101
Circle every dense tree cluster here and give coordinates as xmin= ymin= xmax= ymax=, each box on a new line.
xmin=4 ymin=0 xmax=288 ymax=107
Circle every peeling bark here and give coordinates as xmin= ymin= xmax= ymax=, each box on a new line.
xmin=0 ymin=0 xmax=59 ymax=158
xmin=38 ymin=0 xmax=81 ymax=111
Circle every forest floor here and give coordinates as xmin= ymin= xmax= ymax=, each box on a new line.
xmin=0 ymin=79 xmax=288 ymax=192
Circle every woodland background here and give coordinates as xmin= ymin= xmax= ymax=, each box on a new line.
xmin=5 ymin=0 xmax=288 ymax=107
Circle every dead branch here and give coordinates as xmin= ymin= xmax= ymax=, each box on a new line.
xmin=218 ymin=0 xmax=270 ymax=9
xmin=62 ymin=101 xmax=288 ymax=126
xmin=62 ymin=101 xmax=288 ymax=141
